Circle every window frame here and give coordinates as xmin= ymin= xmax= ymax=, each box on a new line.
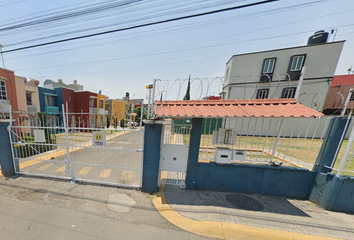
xmin=99 ymin=99 xmax=104 ymax=108
xmin=281 ymin=87 xmax=297 ymax=99
xmin=256 ymin=88 xmax=269 ymax=99
xmin=45 ymin=95 xmax=54 ymax=106
xmin=26 ymin=92 xmax=32 ymax=105
xmin=260 ymin=58 xmax=277 ymax=82
xmin=0 ymin=80 xmax=7 ymax=100
xmin=290 ymin=55 xmax=305 ymax=71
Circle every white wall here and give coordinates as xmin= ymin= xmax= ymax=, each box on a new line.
xmin=223 ymin=41 xmax=345 ymax=110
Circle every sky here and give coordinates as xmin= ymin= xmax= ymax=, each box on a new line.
xmin=0 ymin=0 xmax=354 ymax=102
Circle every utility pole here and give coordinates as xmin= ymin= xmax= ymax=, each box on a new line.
xmin=145 ymin=84 xmax=153 ymax=119
xmin=151 ymin=79 xmax=156 ymax=118
xmin=0 ymin=43 xmax=5 ymax=68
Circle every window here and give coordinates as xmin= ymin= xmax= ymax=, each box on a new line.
xmin=99 ymin=99 xmax=103 ymax=108
xmin=26 ymin=92 xmax=32 ymax=105
xmin=260 ymin=58 xmax=276 ymax=82
xmin=290 ymin=55 xmax=305 ymax=71
xmin=256 ymin=89 xmax=269 ymax=99
xmin=0 ymin=81 xmax=7 ymax=100
xmin=263 ymin=59 xmax=276 ymax=73
xmin=281 ymin=87 xmax=297 ymax=98
xmin=45 ymin=95 xmax=54 ymax=106
xmin=89 ymin=98 xmax=94 ymax=108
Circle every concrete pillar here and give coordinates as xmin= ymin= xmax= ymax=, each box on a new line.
xmin=185 ymin=118 xmax=203 ymax=190
xmin=312 ymin=117 xmax=349 ymax=174
xmin=0 ymin=120 xmax=16 ymax=177
xmin=141 ymin=121 xmax=163 ymax=193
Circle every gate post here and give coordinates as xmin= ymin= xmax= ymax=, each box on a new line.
xmin=0 ymin=120 xmax=16 ymax=177
xmin=185 ymin=118 xmax=203 ymax=190
xmin=142 ymin=120 xmax=163 ymax=193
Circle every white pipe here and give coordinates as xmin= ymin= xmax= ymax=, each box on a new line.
xmin=270 ymin=118 xmax=284 ymax=162
xmin=151 ymin=79 xmax=156 ymax=118
xmin=147 ymin=87 xmax=152 ymax=120
xmin=295 ymin=66 xmax=306 ymax=101
xmin=341 ymin=89 xmax=353 ymax=117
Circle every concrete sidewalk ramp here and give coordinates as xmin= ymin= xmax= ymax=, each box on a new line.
xmin=153 ymin=184 xmax=354 ymax=240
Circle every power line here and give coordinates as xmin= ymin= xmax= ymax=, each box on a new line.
xmin=1 ymin=0 xmax=279 ymax=54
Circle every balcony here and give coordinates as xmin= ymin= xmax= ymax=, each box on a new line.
xmin=0 ymin=99 xmax=11 ymax=113
xmin=45 ymin=106 xmax=60 ymax=115
xmin=27 ymin=105 xmax=38 ymax=114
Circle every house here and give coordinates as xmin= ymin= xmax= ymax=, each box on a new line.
xmin=223 ymin=31 xmax=345 ymax=111
xmin=322 ymin=74 xmax=354 ymax=114
xmin=0 ymin=67 xmax=19 ymax=115
xmin=43 ymin=78 xmax=84 ymax=91
xmin=74 ymin=90 xmax=98 ymax=128
xmin=106 ymin=99 xmax=129 ymax=125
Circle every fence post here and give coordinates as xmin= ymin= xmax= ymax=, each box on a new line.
xmin=0 ymin=120 xmax=16 ymax=177
xmin=141 ymin=120 xmax=163 ymax=193
xmin=185 ymin=118 xmax=203 ymax=190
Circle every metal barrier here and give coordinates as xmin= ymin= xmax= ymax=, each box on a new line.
xmin=8 ymin=106 xmax=144 ymax=188
xmin=328 ymin=116 xmax=354 ymax=177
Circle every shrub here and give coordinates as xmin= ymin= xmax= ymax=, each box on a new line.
xmin=120 ymin=118 xmax=127 ymax=128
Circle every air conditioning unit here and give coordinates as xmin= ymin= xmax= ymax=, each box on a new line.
xmin=212 ymin=128 xmax=236 ymax=145
xmin=214 ymin=147 xmax=232 ymax=164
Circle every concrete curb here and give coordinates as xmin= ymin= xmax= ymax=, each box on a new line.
xmin=152 ymin=185 xmax=341 ymax=240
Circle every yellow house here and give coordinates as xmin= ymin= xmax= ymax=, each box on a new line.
xmin=96 ymin=94 xmax=106 ymax=128
xmin=106 ymin=99 xmax=130 ymax=125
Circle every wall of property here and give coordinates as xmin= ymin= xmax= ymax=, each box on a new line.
xmin=25 ymin=84 xmax=40 ymax=110
xmin=224 ymin=41 xmax=345 ymax=110
xmin=323 ymin=84 xmax=354 ymax=111
xmin=310 ymin=173 xmax=354 ymax=213
xmin=61 ymin=87 xmax=75 ymax=112
xmin=14 ymin=76 xmax=27 ymax=112
xmin=195 ymin=162 xmax=316 ymax=199
xmin=38 ymin=87 xmax=58 ymax=112
xmin=0 ymin=67 xmax=19 ymax=111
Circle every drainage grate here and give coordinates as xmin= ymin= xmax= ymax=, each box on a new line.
xmin=225 ymin=194 xmax=264 ymax=211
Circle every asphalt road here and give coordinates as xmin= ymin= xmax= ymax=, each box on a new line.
xmin=0 ymin=177 xmax=210 ymax=240
xmin=18 ymin=131 xmax=144 ymax=187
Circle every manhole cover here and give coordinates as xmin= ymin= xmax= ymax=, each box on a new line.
xmin=225 ymin=194 xmax=264 ymax=211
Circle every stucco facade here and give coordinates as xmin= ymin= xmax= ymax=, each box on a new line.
xmin=223 ymin=41 xmax=345 ymax=111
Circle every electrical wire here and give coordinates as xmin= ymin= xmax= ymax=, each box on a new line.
xmin=0 ymin=0 xmax=280 ymax=54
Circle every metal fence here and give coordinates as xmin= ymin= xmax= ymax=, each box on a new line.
xmin=165 ymin=117 xmax=334 ymax=170
xmin=8 ymin=105 xmax=144 ymax=188
xmin=327 ymin=116 xmax=354 ymax=177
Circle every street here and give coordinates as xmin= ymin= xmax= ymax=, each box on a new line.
xmin=0 ymin=176 xmax=210 ymax=240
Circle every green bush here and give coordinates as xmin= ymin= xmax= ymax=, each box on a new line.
xmin=120 ymin=118 xmax=127 ymax=128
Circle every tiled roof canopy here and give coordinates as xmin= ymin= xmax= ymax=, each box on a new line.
xmin=154 ymin=99 xmax=323 ymax=118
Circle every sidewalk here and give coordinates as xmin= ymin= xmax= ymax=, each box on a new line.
xmin=153 ymin=184 xmax=354 ymax=240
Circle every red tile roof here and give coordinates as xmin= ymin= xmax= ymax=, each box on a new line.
xmin=154 ymin=99 xmax=323 ymax=118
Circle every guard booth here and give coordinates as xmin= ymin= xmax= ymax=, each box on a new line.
xmin=153 ymin=98 xmax=325 ymax=195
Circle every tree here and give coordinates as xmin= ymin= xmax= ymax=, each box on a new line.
xmin=133 ymin=107 xmax=147 ymax=124
xmin=183 ymin=75 xmax=191 ymax=100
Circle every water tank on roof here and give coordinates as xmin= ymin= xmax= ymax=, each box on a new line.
xmin=98 ymin=90 xmax=102 ymax=94
xmin=307 ymin=30 xmax=329 ymax=45
xmin=126 ymin=92 xmax=129 ymax=98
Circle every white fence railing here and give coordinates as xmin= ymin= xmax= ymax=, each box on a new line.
xmin=27 ymin=105 xmax=38 ymax=114
xmin=168 ymin=117 xmax=334 ymax=170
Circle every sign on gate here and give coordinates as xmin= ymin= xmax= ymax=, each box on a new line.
xmin=34 ymin=130 xmax=46 ymax=142
xmin=92 ymin=131 xmax=106 ymax=146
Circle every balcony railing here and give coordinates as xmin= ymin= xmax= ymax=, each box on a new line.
xmin=45 ymin=106 xmax=60 ymax=115
xmin=27 ymin=105 xmax=38 ymax=114
xmin=0 ymin=99 xmax=10 ymax=113
xmin=99 ymin=108 xmax=104 ymax=114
